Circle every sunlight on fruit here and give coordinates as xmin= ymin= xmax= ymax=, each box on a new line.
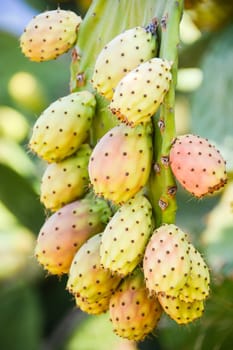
xmin=8 ymin=71 xmax=47 ymax=114
xmin=180 ymin=11 xmax=201 ymax=44
xmin=0 ymin=106 xmax=28 ymax=142
xmin=177 ymin=68 xmax=203 ymax=92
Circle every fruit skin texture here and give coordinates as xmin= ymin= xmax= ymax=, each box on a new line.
xmin=20 ymin=9 xmax=82 ymax=62
xmin=109 ymin=269 xmax=162 ymax=341
xmin=179 ymin=243 xmax=210 ymax=302
xmin=34 ymin=195 xmax=111 ymax=275
xmin=143 ymin=224 xmax=190 ymax=297
xmin=110 ymin=58 xmax=172 ymax=126
xmin=29 ymin=91 xmax=96 ymax=162
xmin=158 ymin=293 xmax=204 ymax=325
xmin=67 ymin=234 xmax=121 ymax=302
xmin=169 ymin=134 xmax=227 ymax=197
xmin=92 ymin=26 xmax=157 ymax=100
xmin=100 ymin=195 xmax=153 ymax=277
xmin=40 ymin=144 xmax=91 ymax=211
xmin=75 ymin=295 xmax=110 ymax=315
xmin=88 ymin=124 xmax=152 ymax=204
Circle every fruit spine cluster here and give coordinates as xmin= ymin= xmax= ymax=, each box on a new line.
xmin=20 ymin=9 xmax=227 ymax=342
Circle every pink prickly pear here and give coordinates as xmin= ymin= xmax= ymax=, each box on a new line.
xmin=109 ymin=269 xmax=162 ymax=341
xmin=169 ymin=134 xmax=227 ymax=197
xmin=34 ymin=195 xmax=111 ymax=275
xmin=143 ymin=224 xmax=190 ymax=297
xmin=20 ymin=9 xmax=82 ymax=62
xmin=88 ymin=124 xmax=152 ymax=204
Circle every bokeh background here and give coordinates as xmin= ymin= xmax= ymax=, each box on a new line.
xmin=0 ymin=1 xmax=233 ymax=349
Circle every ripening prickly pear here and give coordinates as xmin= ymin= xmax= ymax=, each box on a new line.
xmin=100 ymin=195 xmax=153 ymax=276
xmin=109 ymin=269 xmax=162 ymax=341
xmin=29 ymin=91 xmax=96 ymax=162
xmin=40 ymin=144 xmax=91 ymax=211
xmin=158 ymin=293 xmax=204 ymax=325
xmin=92 ymin=24 xmax=157 ymax=100
xmin=143 ymin=224 xmax=190 ymax=297
xmin=34 ymin=195 xmax=111 ymax=275
xmin=110 ymin=58 xmax=172 ymax=126
xmin=169 ymin=134 xmax=227 ymax=197
xmin=20 ymin=9 xmax=82 ymax=62
xmin=67 ymin=234 xmax=121 ymax=302
xmin=179 ymin=243 xmax=210 ymax=302
xmin=88 ymin=124 xmax=152 ymax=204
xmin=75 ymin=295 xmax=110 ymax=315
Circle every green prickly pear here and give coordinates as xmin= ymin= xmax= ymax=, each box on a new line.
xmin=100 ymin=195 xmax=153 ymax=276
xmin=92 ymin=24 xmax=157 ymax=100
xmin=179 ymin=243 xmax=210 ymax=302
xmin=40 ymin=144 xmax=91 ymax=211
xmin=110 ymin=58 xmax=172 ymax=126
xmin=67 ymin=234 xmax=121 ymax=302
xmin=158 ymin=293 xmax=204 ymax=325
xmin=29 ymin=91 xmax=96 ymax=162
xmin=75 ymin=295 xmax=110 ymax=315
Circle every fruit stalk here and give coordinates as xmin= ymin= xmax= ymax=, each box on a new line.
xmin=149 ymin=0 xmax=184 ymax=226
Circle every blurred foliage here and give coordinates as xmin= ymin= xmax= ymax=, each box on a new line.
xmin=0 ymin=0 xmax=233 ymax=349
xmin=191 ymin=23 xmax=233 ymax=172
xmin=0 ymin=281 xmax=42 ymax=350
xmin=184 ymin=0 xmax=233 ymax=31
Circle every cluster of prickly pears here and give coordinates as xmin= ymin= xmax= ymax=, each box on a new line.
xmin=143 ymin=224 xmax=210 ymax=324
xmin=20 ymin=6 xmax=228 ymax=344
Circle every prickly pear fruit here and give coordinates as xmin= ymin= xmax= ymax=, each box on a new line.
xmin=143 ymin=224 xmax=190 ymax=297
xmin=110 ymin=58 xmax=172 ymax=126
xmin=100 ymin=195 xmax=153 ymax=276
xmin=169 ymin=134 xmax=227 ymax=197
xmin=40 ymin=144 xmax=91 ymax=211
xmin=20 ymin=9 xmax=82 ymax=62
xmin=34 ymin=195 xmax=111 ymax=275
xmin=67 ymin=234 xmax=121 ymax=302
xmin=179 ymin=243 xmax=210 ymax=302
xmin=158 ymin=293 xmax=204 ymax=325
xmin=92 ymin=24 xmax=157 ymax=100
xmin=29 ymin=91 xmax=96 ymax=162
xmin=75 ymin=295 xmax=110 ymax=315
xmin=88 ymin=124 xmax=152 ymax=204
xmin=109 ymin=269 xmax=162 ymax=341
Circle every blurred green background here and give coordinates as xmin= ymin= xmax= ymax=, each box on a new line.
xmin=0 ymin=1 xmax=233 ymax=349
